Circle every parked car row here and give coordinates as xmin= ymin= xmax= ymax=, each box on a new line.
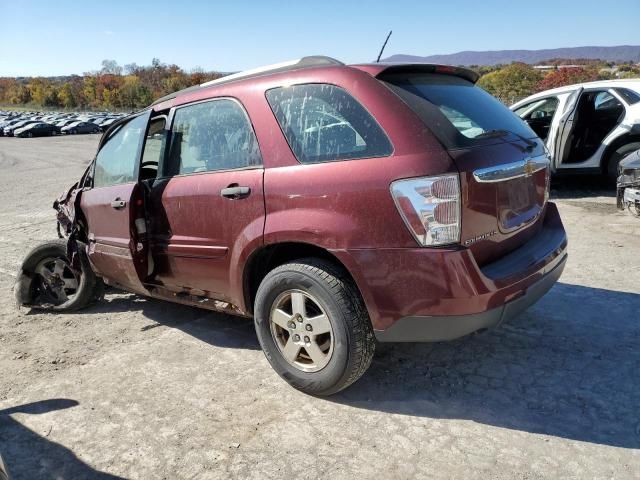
xmin=0 ymin=110 xmax=127 ymax=138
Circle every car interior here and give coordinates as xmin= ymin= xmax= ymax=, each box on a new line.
xmin=563 ymin=90 xmax=625 ymax=163
xmin=516 ymin=97 xmax=559 ymax=141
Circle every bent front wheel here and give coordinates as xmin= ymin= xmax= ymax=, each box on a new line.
xmin=14 ymin=240 xmax=99 ymax=311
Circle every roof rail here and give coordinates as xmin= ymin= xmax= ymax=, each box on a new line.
xmin=152 ymin=56 xmax=343 ymax=106
xmin=200 ymin=56 xmax=343 ymax=87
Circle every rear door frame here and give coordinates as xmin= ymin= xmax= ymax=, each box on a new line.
xmin=551 ymin=87 xmax=583 ymax=169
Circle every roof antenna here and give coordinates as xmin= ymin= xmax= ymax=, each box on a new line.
xmin=376 ymin=30 xmax=393 ymax=63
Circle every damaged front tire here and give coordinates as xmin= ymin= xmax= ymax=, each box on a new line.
xmin=14 ymin=239 xmax=100 ymax=311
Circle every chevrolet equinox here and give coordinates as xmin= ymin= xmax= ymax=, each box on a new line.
xmin=15 ymin=56 xmax=568 ymax=395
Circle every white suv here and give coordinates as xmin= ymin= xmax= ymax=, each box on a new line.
xmin=511 ymin=80 xmax=640 ymax=181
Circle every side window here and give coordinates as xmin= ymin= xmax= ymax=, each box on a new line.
xmin=168 ymin=99 xmax=261 ymax=175
xmin=266 ymin=84 xmax=393 ymax=164
xmin=594 ymin=91 xmax=622 ymax=111
xmin=523 ymin=98 xmax=559 ymax=120
xmin=140 ymin=116 xmax=166 ymax=181
xmin=93 ymin=114 xmax=147 ymax=188
xmin=515 ymin=97 xmax=559 ymax=140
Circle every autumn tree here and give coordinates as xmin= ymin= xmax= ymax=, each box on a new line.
xmin=58 ymin=82 xmax=77 ymax=108
xmin=535 ymin=67 xmax=600 ymax=92
xmin=1 ymin=58 xmax=224 ymax=110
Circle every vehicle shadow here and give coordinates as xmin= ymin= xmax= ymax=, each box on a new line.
xmin=550 ymin=174 xmax=615 ymax=199
xmin=89 ymin=291 xmax=260 ymax=351
xmin=331 ymin=282 xmax=640 ymax=450
xmin=0 ymin=399 xmax=124 ymax=479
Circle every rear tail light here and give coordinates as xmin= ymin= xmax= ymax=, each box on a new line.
xmin=390 ymin=174 xmax=461 ymax=246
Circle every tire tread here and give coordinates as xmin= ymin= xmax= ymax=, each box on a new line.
xmin=257 ymin=258 xmax=375 ymax=394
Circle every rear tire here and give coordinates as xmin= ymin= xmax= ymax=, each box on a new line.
xmin=254 ymin=258 xmax=375 ymax=396
xmin=606 ymin=142 xmax=640 ymax=184
xmin=14 ymin=240 xmax=99 ymax=311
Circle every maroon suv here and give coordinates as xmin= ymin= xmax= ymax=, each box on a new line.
xmin=15 ymin=56 xmax=567 ymax=395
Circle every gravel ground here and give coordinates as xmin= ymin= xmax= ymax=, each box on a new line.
xmin=1 ymin=135 xmax=639 ymax=479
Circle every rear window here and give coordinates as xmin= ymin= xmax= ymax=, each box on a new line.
xmin=266 ymin=84 xmax=393 ymax=164
xmin=381 ymin=73 xmax=537 ymax=149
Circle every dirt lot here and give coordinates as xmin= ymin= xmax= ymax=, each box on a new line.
xmin=1 ymin=135 xmax=639 ymax=479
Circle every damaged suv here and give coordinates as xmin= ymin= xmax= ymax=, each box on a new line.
xmin=15 ymin=57 xmax=568 ymax=395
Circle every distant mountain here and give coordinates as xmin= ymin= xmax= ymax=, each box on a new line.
xmin=383 ymin=45 xmax=640 ymax=66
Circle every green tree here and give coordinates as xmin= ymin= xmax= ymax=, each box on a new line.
xmin=58 ymin=82 xmax=77 ymax=108
xmin=101 ymin=59 xmax=123 ymax=76
xmin=477 ymin=63 xmax=543 ymax=103
xmin=83 ymin=76 xmax=98 ymax=107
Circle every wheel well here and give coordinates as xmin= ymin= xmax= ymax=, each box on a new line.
xmin=243 ymin=242 xmax=357 ymax=315
xmin=602 ymin=134 xmax=640 ymax=173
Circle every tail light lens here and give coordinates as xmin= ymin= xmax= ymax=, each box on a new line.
xmin=390 ymin=174 xmax=461 ymax=246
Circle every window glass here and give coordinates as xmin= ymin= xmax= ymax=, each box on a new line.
xmin=266 ymin=84 xmax=392 ymax=163
xmin=514 ymin=97 xmax=559 ymax=141
xmin=140 ymin=117 xmax=166 ymax=180
xmin=515 ymin=97 xmax=559 ymax=120
xmin=614 ymin=88 xmax=640 ymax=105
xmin=382 ymin=73 xmax=536 ymax=149
xmin=594 ymin=91 xmax=622 ymax=111
xmin=93 ymin=114 xmax=147 ymax=188
xmin=168 ymin=99 xmax=261 ymax=175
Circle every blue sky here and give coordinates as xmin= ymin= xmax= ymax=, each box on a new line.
xmin=1 ymin=0 xmax=639 ymax=76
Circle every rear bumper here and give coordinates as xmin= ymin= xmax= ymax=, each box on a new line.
xmin=332 ymin=202 xmax=567 ymax=342
xmin=374 ymin=252 xmax=566 ymax=342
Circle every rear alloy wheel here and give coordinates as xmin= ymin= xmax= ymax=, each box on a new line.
xmin=254 ymin=259 xmax=375 ymax=395
xmin=14 ymin=240 xmax=100 ymax=311
xmin=269 ymin=290 xmax=334 ymax=372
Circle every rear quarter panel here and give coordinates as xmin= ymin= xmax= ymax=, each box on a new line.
xmin=247 ymin=67 xmax=457 ymax=250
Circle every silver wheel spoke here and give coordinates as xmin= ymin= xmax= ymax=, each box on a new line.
xmin=62 ymin=276 xmax=78 ymax=290
xmin=53 ymin=260 xmax=66 ymax=277
xmin=305 ymin=342 xmax=327 ymax=366
xmin=282 ymin=339 xmax=301 ymax=362
xmin=36 ymin=264 xmax=54 ymax=280
xmin=308 ymin=314 xmax=331 ymax=335
xmin=269 ymin=289 xmax=334 ymax=373
xmin=291 ymin=292 xmax=306 ymax=317
xmin=271 ymin=308 xmax=292 ymax=329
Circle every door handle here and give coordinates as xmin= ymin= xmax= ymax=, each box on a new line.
xmin=110 ymin=198 xmax=126 ymax=209
xmin=221 ymin=186 xmax=251 ymax=199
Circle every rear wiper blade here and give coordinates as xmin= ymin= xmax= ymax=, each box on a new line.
xmin=475 ymin=129 xmax=537 ymax=150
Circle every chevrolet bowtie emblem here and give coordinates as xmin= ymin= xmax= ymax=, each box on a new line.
xmin=523 ymin=159 xmax=536 ymax=176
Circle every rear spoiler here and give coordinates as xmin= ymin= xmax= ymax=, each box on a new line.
xmin=353 ymin=63 xmax=480 ymax=84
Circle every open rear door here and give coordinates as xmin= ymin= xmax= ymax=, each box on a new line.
xmin=79 ymin=111 xmax=151 ymax=295
xmin=549 ymin=88 xmax=583 ymax=169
